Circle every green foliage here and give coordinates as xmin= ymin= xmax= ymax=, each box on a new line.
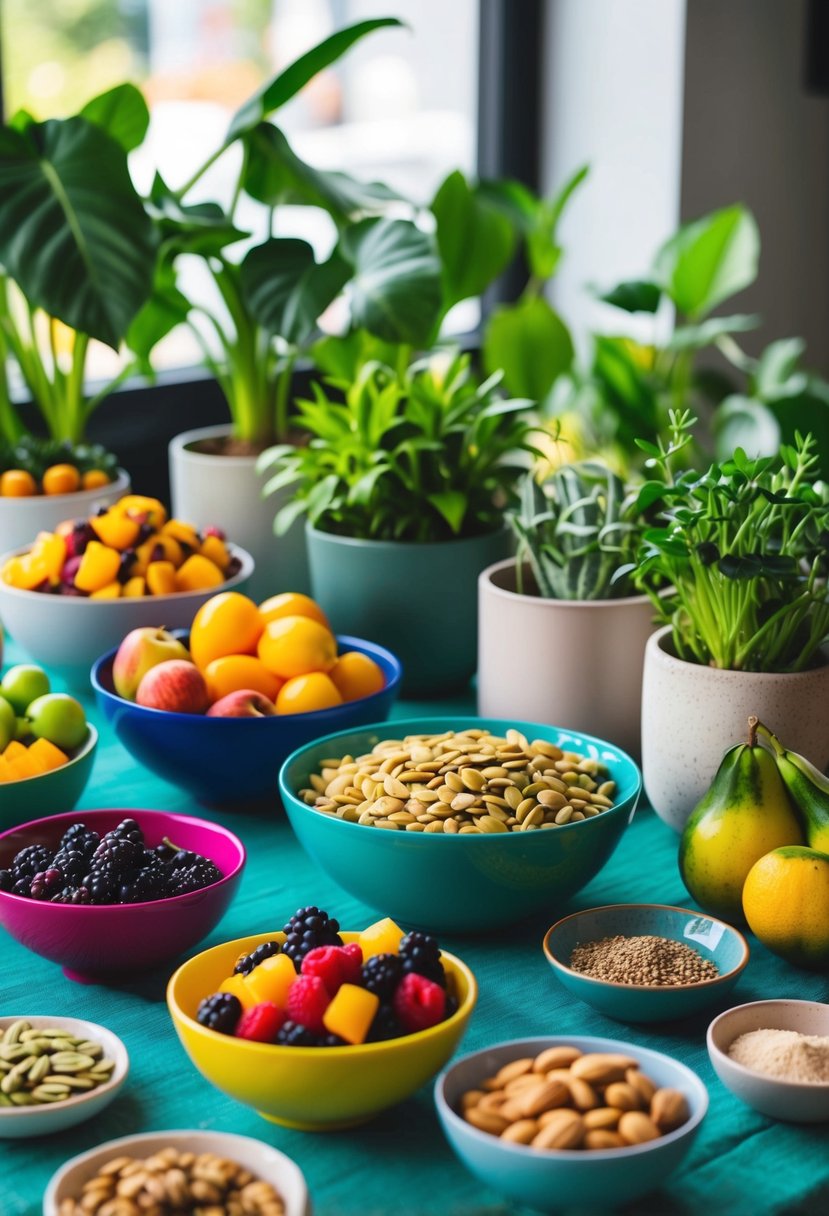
xmin=0 ymin=435 xmax=118 ymax=480
xmin=257 ymin=352 xmax=540 ymax=543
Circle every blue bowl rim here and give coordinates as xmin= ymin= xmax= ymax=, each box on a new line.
xmin=90 ymin=633 xmax=403 ymax=727
xmin=435 ymin=1033 xmax=709 ymax=1160
xmin=0 ymin=723 xmax=98 ymax=789
xmin=279 ymin=716 xmax=642 ymax=846
xmin=542 ymin=902 xmax=750 ymax=993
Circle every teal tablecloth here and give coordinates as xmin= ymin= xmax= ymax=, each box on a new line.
xmin=2 ymin=651 xmax=827 ymax=1216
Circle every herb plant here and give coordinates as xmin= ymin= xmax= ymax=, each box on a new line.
xmin=257 ymin=351 xmax=540 ymax=543
xmin=627 ymin=411 xmax=829 ymax=672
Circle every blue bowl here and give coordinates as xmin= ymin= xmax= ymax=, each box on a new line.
xmin=543 ymin=903 xmax=749 ymax=1023
xmin=435 ymin=1035 xmax=708 ymax=1212
xmin=91 ymin=635 xmax=402 ymax=806
xmin=279 ymin=718 xmax=641 ymax=933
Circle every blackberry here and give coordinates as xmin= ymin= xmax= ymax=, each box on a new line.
xmin=275 ymin=1020 xmax=320 ymax=1047
xmin=11 ymin=844 xmax=52 ymax=881
xmin=367 ymin=1004 xmax=402 ymax=1042
xmin=29 ymin=868 xmax=63 ymax=900
xmin=225 ymin=556 xmax=242 ymax=579
xmin=120 ymin=866 xmax=171 ymax=903
xmin=91 ymin=836 xmax=142 ymax=879
xmin=398 ymin=931 xmax=446 ymax=988
xmin=282 ymin=905 xmax=342 ymax=969
xmin=51 ymin=847 xmax=87 ymax=885
xmin=154 ymin=841 xmax=177 ymax=864
xmin=0 ymin=870 xmax=12 ymax=892
xmin=360 ymin=953 xmax=403 ymax=1001
xmin=168 ymin=857 xmax=221 ymax=895
xmin=12 ymin=878 xmax=30 ymax=897
xmin=320 ymin=1033 xmax=346 ymax=1047
xmin=169 ymin=849 xmax=198 ymax=869
xmin=234 ymin=941 xmax=282 ymax=976
xmin=197 ymin=992 xmax=242 ymax=1035
xmin=109 ymin=819 xmax=144 ymax=846
xmin=137 ymin=522 xmax=154 ymax=543
xmin=83 ymin=871 xmax=117 ymax=905
xmin=51 ymin=886 xmax=91 ymax=905
xmin=117 ymin=550 xmax=137 ymax=583
xmin=59 ymin=823 xmax=99 ymax=858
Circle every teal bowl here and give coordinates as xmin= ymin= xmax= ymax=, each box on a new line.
xmin=543 ymin=903 xmax=749 ymax=1023
xmin=0 ymin=726 xmax=97 ymax=831
xmin=278 ymin=717 xmax=641 ymax=933
xmin=435 ymin=1035 xmax=708 ymax=1213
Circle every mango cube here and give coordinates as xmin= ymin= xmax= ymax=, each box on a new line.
xmin=163 ymin=519 xmax=201 ymax=549
xmin=200 ymin=534 xmax=229 ymax=570
xmin=90 ymin=511 xmax=140 ymax=551
xmin=33 ymin=531 xmax=67 ymax=583
xmin=243 ymin=952 xmax=296 ymax=1008
xmin=175 ymin=554 xmax=224 ymax=593
xmin=3 ymin=740 xmax=28 ymax=761
xmin=218 ymin=973 xmax=257 ymax=1012
xmin=27 ymin=737 xmax=69 ymax=772
xmin=147 ymin=560 xmax=177 ymax=596
xmin=75 ymin=541 xmax=121 ymax=592
xmin=121 ymin=576 xmax=146 ymax=598
xmin=114 ymin=495 xmax=167 ymax=529
xmin=322 ymin=983 xmax=379 ymax=1045
xmin=358 ymin=917 xmax=405 ymax=958
xmin=90 ymin=581 xmax=121 ymax=599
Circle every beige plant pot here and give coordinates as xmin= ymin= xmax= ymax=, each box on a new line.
xmin=641 ymin=626 xmax=829 ymax=832
xmin=477 ymin=558 xmax=659 ymax=760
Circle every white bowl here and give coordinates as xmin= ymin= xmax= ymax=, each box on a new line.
xmin=0 ymin=1014 xmax=128 ymax=1139
xmin=0 ymin=468 xmax=130 ymax=555
xmin=707 ymin=999 xmax=829 ymax=1123
xmin=0 ymin=542 xmax=254 ymax=687
xmin=43 ymin=1129 xmax=311 ymax=1216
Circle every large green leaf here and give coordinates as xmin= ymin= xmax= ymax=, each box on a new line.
xmin=0 ymin=117 xmax=157 ymax=348
xmin=754 ymin=337 xmax=808 ymax=399
xmin=227 ymin=17 xmax=403 ymax=141
xmin=239 ymin=238 xmax=349 ymax=346
xmin=666 ymin=313 xmax=759 ymax=351
xmin=80 ymin=83 xmax=150 ymax=153
xmin=600 ymin=279 xmax=662 ymax=314
xmin=148 ymin=173 xmax=248 ymax=257
xmin=126 ymin=258 xmax=190 ymax=372
xmin=654 ymin=204 xmax=760 ymax=319
xmin=526 ymin=164 xmax=589 ymax=282
xmin=713 ymin=394 xmax=781 ymax=460
xmin=338 ymin=217 xmax=442 ymax=346
xmin=431 ymin=170 xmax=515 ymax=309
xmin=483 ymin=295 xmax=573 ymax=400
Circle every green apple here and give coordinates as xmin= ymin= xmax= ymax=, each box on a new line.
xmin=0 ymin=695 xmax=15 ymax=751
xmin=26 ymin=693 xmax=88 ymax=751
xmin=1 ymin=664 xmax=50 ymax=715
xmin=14 ymin=716 xmax=31 ymax=741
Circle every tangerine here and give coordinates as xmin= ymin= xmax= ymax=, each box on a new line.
xmin=258 ymin=615 xmax=337 ymax=679
xmin=0 ymin=469 xmax=37 ymax=497
xmin=742 ymin=845 xmax=829 ymax=969
xmin=82 ymin=468 xmax=111 ymax=490
xmin=190 ymin=592 xmax=264 ymax=669
xmin=276 ymin=672 xmax=342 ymax=715
xmin=205 ymin=654 xmax=282 ymax=703
xmin=42 ymin=464 xmax=81 ymax=495
xmin=329 ymin=651 xmax=385 ymax=702
xmin=258 ymin=591 xmax=331 ymax=630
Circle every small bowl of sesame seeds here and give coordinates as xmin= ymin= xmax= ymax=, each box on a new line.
xmin=542 ymin=903 xmax=749 ymax=1023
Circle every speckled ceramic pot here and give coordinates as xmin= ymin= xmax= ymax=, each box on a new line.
xmin=642 ymin=626 xmax=829 ymax=831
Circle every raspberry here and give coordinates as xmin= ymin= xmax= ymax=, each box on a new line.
xmin=235 ymin=1002 xmax=285 ymax=1043
xmin=301 ymin=944 xmax=361 ymax=995
xmin=361 ymin=953 xmax=403 ymax=1001
xmin=234 ymin=941 xmax=282 ymax=976
xmin=197 ymin=992 xmax=242 ymax=1035
xmin=341 ymin=942 xmax=364 ymax=983
xmin=286 ymin=974 xmax=330 ymax=1035
xmin=393 ymin=972 xmax=446 ymax=1034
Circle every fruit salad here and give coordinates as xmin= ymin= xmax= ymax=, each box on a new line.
xmin=0 ymin=663 xmax=88 ymax=782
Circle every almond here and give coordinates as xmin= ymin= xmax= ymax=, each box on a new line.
xmin=625 ymin=1067 xmax=656 ymax=1105
xmin=532 ymin=1045 xmax=582 ymax=1073
xmin=500 ymin=1118 xmax=539 ymax=1145
xmin=583 ymin=1106 xmax=622 ymax=1131
xmin=492 ymin=1057 xmax=535 ymax=1088
xmin=531 ymin=1109 xmax=584 ymax=1150
xmin=650 ymin=1088 xmax=689 ymax=1133
xmin=584 ymin=1130 xmax=626 ymax=1150
xmin=516 ymin=1079 xmax=570 ymax=1118
xmin=604 ymin=1081 xmax=643 ymax=1111
xmin=570 ymin=1053 xmax=638 ymax=1085
xmin=464 ymin=1106 xmax=510 ymax=1135
xmin=618 ymin=1111 xmax=661 ymax=1145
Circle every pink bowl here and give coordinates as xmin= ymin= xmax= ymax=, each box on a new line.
xmin=0 ymin=809 xmax=245 ymax=982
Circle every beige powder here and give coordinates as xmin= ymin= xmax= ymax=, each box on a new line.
xmin=728 ymin=1028 xmax=829 ymax=1083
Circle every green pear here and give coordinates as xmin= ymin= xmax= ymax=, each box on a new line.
xmin=755 ymin=721 xmax=829 ymax=854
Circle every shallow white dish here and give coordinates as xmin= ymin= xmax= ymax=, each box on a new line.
xmin=707 ymin=999 xmax=829 ymax=1123
xmin=43 ymin=1129 xmax=311 ymax=1216
xmin=0 ymin=1014 xmax=128 ymax=1139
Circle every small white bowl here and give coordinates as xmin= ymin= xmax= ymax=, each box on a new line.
xmin=707 ymin=999 xmax=829 ymax=1123
xmin=0 ymin=468 xmax=130 ymax=556
xmin=0 ymin=1015 xmax=128 ymax=1139
xmin=44 ymin=1129 xmax=311 ymax=1216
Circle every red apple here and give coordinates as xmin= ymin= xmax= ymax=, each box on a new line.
xmin=113 ymin=627 xmax=191 ymax=700
xmin=136 ymin=660 xmax=209 ymax=714
xmin=206 ymin=689 xmax=277 ymax=718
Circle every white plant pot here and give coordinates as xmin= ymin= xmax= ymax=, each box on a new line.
xmin=641 ymin=626 xmax=829 ymax=832
xmin=168 ymin=424 xmax=309 ymax=603
xmin=0 ymin=467 xmax=130 ymax=556
xmin=477 ymin=558 xmax=658 ymax=760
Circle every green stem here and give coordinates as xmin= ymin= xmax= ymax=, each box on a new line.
xmin=274 ymin=353 xmax=296 ymax=442
xmin=173 ymin=142 xmax=232 ymax=201
xmin=60 ymin=331 xmax=89 ymax=443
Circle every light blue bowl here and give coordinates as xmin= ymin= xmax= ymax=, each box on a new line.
xmin=279 ymin=717 xmax=641 ymax=933
xmin=543 ymin=903 xmax=749 ymax=1023
xmin=436 ymin=1035 xmax=708 ymax=1213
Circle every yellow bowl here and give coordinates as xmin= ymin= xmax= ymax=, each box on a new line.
xmin=167 ymin=931 xmax=478 ymax=1130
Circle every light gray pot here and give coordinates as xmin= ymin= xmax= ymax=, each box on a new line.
xmin=307 ymin=524 xmax=512 ymax=697
xmin=168 ymin=424 xmax=309 ymax=603
xmin=477 ymin=558 xmax=657 ymax=760
xmin=641 ymin=626 xmax=829 ymax=832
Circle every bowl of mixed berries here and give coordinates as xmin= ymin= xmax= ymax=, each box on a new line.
xmin=0 ymin=808 xmax=245 ymax=981
xmin=167 ymin=905 xmax=477 ymax=1130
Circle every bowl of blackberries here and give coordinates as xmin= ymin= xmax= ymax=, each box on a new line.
xmin=0 ymin=808 xmax=245 ymax=980
xmin=167 ymin=905 xmax=478 ymax=1130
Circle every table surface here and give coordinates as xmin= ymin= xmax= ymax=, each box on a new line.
xmin=2 ymin=652 xmax=828 ymax=1216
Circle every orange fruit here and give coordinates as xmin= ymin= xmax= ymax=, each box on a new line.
xmin=0 ymin=469 xmax=37 ymax=497
xmin=190 ymin=592 xmax=264 ymax=669
xmin=329 ymin=652 xmax=385 ymax=702
xmin=205 ymin=654 xmax=283 ymax=703
xmin=82 ymin=469 xmax=111 ymax=490
xmin=742 ymin=845 xmax=829 ymax=969
xmin=276 ymin=672 xmax=342 ymax=715
xmin=258 ymin=615 xmax=337 ymax=679
xmin=42 ymin=463 xmax=81 ymax=495
xmin=259 ymin=591 xmax=331 ymax=630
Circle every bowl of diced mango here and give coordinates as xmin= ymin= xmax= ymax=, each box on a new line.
xmin=0 ymin=726 xmax=97 ymax=829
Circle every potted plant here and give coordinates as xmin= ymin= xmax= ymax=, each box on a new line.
xmin=478 ymin=461 xmax=658 ymax=759
xmin=257 ymin=351 xmax=538 ymax=694
xmin=632 ymin=411 xmax=829 ymax=830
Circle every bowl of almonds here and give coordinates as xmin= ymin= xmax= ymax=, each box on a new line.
xmin=435 ymin=1035 xmax=708 ymax=1211
xmin=278 ymin=717 xmax=642 ymax=933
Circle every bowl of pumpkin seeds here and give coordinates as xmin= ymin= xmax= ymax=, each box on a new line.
xmin=0 ymin=1015 xmax=128 ymax=1138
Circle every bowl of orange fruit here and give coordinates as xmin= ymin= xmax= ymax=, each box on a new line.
xmin=91 ymin=590 xmax=402 ymax=805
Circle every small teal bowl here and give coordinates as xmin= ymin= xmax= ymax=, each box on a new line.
xmin=279 ymin=717 xmax=641 ymax=933
xmin=92 ymin=635 xmax=401 ymax=806
xmin=435 ymin=1035 xmax=708 ymax=1213
xmin=543 ymin=903 xmax=749 ymax=1023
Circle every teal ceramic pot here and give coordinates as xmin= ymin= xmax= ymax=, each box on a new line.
xmin=306 ymin=524 xmax=512 ymax=696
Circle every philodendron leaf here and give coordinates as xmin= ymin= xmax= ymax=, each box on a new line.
xmin=0 ymin=117 xmax=157 ymax=348
xmin=240 ymin=238 xmax=349 ymax=346
xmin=483 ymin=295 xmax=573 ymax=400
xmin=148 ymin=173 xmax=248 ymax=257
xmin=600 ymin=279 xmax=662 ymax=314
xmin=80 ymin=83 xmax=150 ymax=152
xmin=654 ymin=204 xmax=760 ymax=319
xmin=227 ymin=17 xmax=403 ymax=141
xmin=666 ymin=313 xmax=760 ymax=351
xmin=338 ymin=217 xmax=443 ymax=347
xmin=713 ymin=394 xmax=781 ymax=461
xmin=431 ymin=170 xmax=515 ymax=309
xmin=754 ymin=337 xmax=808 ymax=399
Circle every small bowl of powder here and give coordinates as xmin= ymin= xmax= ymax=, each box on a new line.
xmin=542 ymin=903 xmax=750 ymax=1023
xmin=707 ymin=999 xmax=829 ymax=1123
